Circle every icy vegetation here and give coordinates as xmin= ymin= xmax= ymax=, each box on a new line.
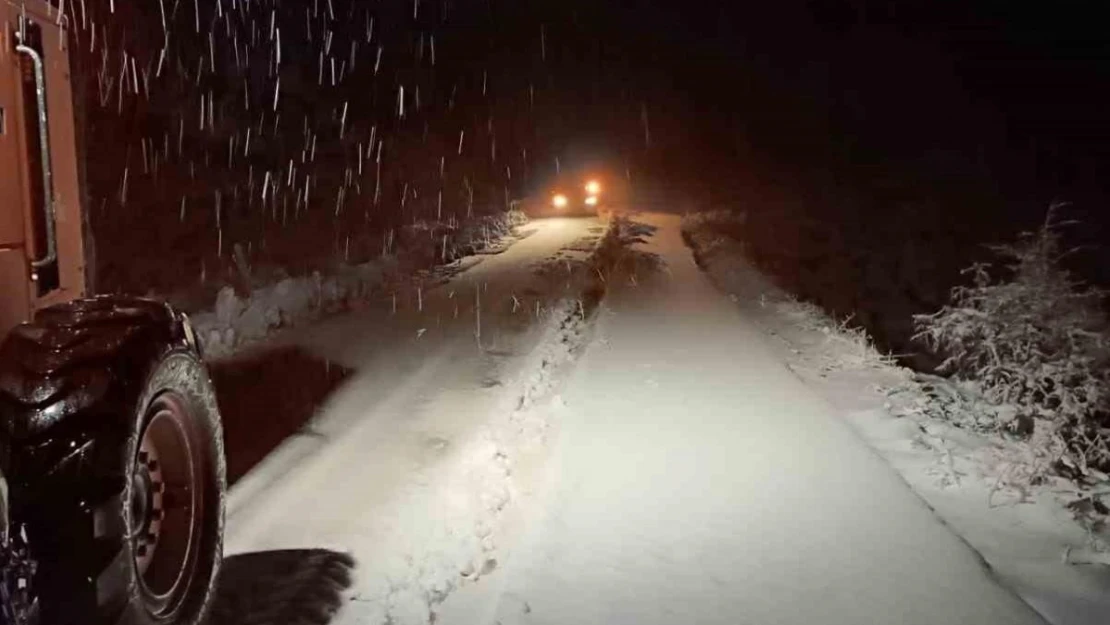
xmin=915 ymin=206 xmax=1110 ymax=486
xmin=192 ymin=210 xmax=527 ymax=357
xmin=684 ymin=209 xmax=1110 ymax=625
xmin=685 ymin=207 xmax=1110 ymax=502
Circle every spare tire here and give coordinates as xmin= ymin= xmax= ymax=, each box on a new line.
xmin=0 ymin=297 xmax=225 ymax=625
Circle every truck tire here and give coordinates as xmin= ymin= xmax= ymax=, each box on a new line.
xmin=112 ymin=346 xmax=225 ymax=625
xmin=0 ymin=297 xmax=225 ymax=625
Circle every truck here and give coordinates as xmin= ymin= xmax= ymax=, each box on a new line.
xmin=1 ymin=2 xmax=225 ymax=624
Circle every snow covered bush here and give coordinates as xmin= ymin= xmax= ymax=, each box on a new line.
xmin=914 ymin=205 xmax=1110 ymax=482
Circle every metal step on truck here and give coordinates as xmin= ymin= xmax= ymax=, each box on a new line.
xmin=1 ymin=2 xmax=225 ymax=624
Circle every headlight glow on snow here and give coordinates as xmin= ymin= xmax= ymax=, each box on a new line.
xmin=553 ymin=194 xmax=569 ymax=208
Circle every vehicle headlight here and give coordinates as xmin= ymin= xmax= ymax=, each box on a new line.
xmin=552 ymin=194 xmax=569 ymax=208
xmin=585 ymin=180 xmax=601 ymax=195
xmin=585 ymin=196 xmax=599 ymax=206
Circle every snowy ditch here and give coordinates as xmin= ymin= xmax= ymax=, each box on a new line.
xmin=221 ymin=216 xmax=630 ymax=624
xmin=682 ymin=212 xmax=1110 ymax=625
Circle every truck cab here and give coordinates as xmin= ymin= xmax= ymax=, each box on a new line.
xmin=0 ymin=0 xmax=87 ymax=338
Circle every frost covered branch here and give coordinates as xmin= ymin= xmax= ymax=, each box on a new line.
xmin=914 ymin=204 xmax=1110 ymax=485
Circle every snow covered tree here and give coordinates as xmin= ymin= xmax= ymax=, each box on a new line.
xmin=914 ymin=205 xmax=1110 ymax=481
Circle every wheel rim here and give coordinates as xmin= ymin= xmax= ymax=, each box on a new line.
xmin=131 ymin=391 xmax=205 ymax=617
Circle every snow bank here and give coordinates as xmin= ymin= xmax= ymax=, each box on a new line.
xmin=191 ymin=260 xmax=393 ymax=359
xmin=191 ymin=210 xmax=529 ymax=359
xmin=683 ymin=212 xmax=1110 ymax=625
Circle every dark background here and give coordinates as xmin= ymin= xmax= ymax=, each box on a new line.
xmin=64 ymin=0 xmax=1108 ymax=312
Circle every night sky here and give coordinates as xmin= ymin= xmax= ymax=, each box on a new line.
xmin=611 ymin=1 xmax=1110 ymax=201
xmin=67 ymin=0 xmax=1110 ymax=293
xmin=609 ymin=0 xmax=1110 ymax=282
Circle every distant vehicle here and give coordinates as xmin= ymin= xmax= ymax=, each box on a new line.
xmin=549 ymin=177 xmax=605 ymax=216
xmin=1 ymin=3 xmax=225 ymax=624
xmin=513 ymin=173 xmax=616 ymax=218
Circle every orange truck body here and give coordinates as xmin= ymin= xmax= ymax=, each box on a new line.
xmin=0 ymin=0 xmax=86 ymax=338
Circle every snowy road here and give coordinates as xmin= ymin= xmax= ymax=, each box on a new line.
xmin=221 ymin=214 xmax=611 ymax=622
xmin=442 ymin=213 xmax=1046 ymax=625
xmin=221 ymin=212 xmax=1047 ymax=624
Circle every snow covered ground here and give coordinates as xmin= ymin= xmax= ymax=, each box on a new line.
xmin=222 ymin=215 xmax=614 ymax=623
xmin=438 ymin=213 xmax=1045 ymax=625
xmin=683 ymin=211 xmax=1110 ymax=625
xmin=221 ymin=210 xmax=1097 ymax=625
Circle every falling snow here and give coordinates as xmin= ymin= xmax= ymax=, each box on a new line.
xmin=69 ymin=0 xmax=647 ymax=301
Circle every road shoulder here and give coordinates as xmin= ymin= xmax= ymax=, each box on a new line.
xmin=683 ymin=212 xmax=1110 ymax=625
